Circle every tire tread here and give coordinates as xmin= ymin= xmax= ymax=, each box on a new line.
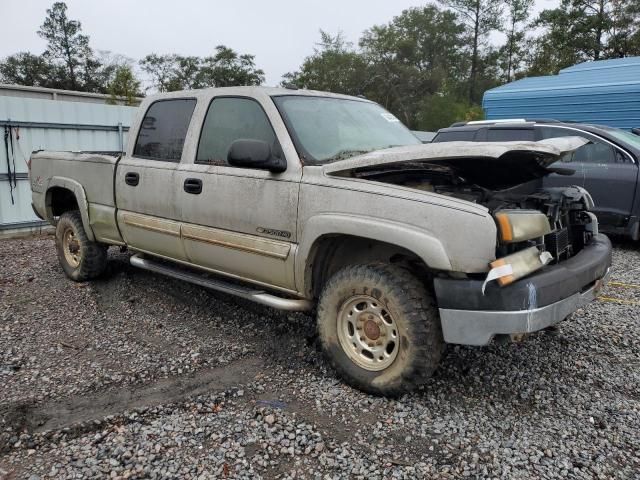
xmin=55 ymin=210 xmax=107 ymax=281
xmin=317 ymin=263 xmax=443 ymax=396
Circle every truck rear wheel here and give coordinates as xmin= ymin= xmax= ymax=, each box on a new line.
xmin=317 ymin=263 xmax=443 ymax=396
xmin=55 ymin=210 xmax=108 ymax=281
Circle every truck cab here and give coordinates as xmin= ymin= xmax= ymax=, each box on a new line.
xmin=31 ymin=89 xmax=612 ymax=396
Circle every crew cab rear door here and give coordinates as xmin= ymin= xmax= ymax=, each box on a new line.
xmin=115 ymin=97 xmax=197 ymax=261
xmin=174 ymin=94 xmax=301 ymax=292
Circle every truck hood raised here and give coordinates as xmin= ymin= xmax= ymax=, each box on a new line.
xmin=323 ymin=137 xmax=588 ymax=190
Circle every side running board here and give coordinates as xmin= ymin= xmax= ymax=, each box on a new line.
xmin=129 ymin=254 xmax=312 ymax=312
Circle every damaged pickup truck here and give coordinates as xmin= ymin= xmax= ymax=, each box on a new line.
xmin=30 ymin=87 xmax=612 ymax=395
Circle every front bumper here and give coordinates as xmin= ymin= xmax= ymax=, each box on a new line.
xmin=435 ymin=234 xmax=612 ymax=345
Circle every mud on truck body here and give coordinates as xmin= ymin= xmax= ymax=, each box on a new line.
xmin=30 ymin=87 xmax=612 ymax=395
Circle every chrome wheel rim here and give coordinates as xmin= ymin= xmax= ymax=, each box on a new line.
xmin=63 ymin=228 xmax=81 ymax=268
xmin=337 ymin=295 xmax=400 ymax=371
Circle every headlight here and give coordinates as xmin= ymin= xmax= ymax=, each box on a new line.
xmin=494 ymin=210 xmax=551 ymax=243
xmin=483 ymin=246 xmax=553 ymax=293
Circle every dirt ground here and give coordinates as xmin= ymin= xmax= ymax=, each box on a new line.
xmin=0 ymin=235 xmax=638 ymax=479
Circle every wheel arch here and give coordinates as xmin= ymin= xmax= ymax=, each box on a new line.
xmin=296 ymin=214 xmax=452 ymax=297
xmin=45 ymin=177 xmax=95 ymax=241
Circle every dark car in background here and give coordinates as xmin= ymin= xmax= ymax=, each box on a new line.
xmin=433 ymin=120 xmax=640 ymax=240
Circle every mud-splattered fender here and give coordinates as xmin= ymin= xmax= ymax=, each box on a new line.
xmin=295 ymin=213 xmax=452 ymax=294
xmin=45 ymin=176 xmax=95 ymax=242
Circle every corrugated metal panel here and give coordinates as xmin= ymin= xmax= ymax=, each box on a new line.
xmin=0 ymin=83 xmax=142 ymax=105
xmin=1 ymin=94 xmax=137 ymax=229
xmin=483 ymin=57 xmax=640 ymax=130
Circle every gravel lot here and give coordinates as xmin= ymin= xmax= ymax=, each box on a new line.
xmin=1 ymin=235 xmax=638 ymax=479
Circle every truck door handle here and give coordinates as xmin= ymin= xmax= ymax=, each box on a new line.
xmin=184 ymin=178 xmax=202 ymax=194
xmin=125 ymin=172 xmax=139 ymax=186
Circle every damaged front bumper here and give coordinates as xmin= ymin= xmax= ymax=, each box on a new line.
xmin=434 ymin=234 xmax=612 ymax=346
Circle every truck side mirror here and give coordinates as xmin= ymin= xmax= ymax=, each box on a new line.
xmin=227 ymin=139 xmax=286 ymax=173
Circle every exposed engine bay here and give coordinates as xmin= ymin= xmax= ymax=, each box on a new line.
xmin=344 ymin=161 xmax=597 ymax=266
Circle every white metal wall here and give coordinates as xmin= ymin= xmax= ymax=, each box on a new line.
xmin=0 ymin=94 xmax=137 ymax=230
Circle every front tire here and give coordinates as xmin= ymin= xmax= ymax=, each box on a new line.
xmin=55 ymin=210 xmax=108 ymax=281
xmin=317 ymin=263 xmax=443 ymax=396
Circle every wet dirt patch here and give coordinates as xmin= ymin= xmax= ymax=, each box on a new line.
xmin=2 ymin=357 xmax=261 ymax=437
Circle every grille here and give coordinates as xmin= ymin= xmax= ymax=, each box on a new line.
xmin=545 ymin=227 xmax=570 ymax=262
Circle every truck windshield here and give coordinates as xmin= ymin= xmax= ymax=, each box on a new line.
xmin=273 ymin=95 xmax=421 ymax=163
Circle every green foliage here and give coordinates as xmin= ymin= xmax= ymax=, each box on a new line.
xmin=198 ymin=46 xmax=264 ymax=88
xmin=527 ymin=0 xmax=640 ymax=75
xmin=360 ymin=5 xmax=469 ymax=124
xmin=1 ymin=2 xmax=262 ymax=96
xmin=283 ymin=6 xmax=483 ymax=130
xmin=37 ymin=2 xmax=95 ymax=91
xmin=0 ymin=52 xmax=62 ymax=88
xmin=499 ymin=0 xmax=534 ymax=82
xmin=438 ymin=0 xmax=505 ymax=103
xmin=107 ymin=65 xmax=142 ymax=105
xmin=415 ymin=95 xmax=470 ymax=131
xmin=283 ymin=31 xmax=368 ymax=95
xmin=0 ymin=2 xmax=144 ymax=95
xmin=139 ymin=54 xmax=182 ymax=92
xmin=4 ymin=0 xmax=640 ymax=131
xmin=140 ymin=46 xmax=264 ymax=92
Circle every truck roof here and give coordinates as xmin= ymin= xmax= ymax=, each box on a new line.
xmin=144 ymin=85 xmax=371 ymax=103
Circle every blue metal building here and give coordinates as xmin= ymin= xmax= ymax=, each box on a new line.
xmin=482 ymin=57 xmax=640 ymax=130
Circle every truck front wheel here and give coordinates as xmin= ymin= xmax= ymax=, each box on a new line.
xmin=317 ymin=263 xmax=443 ymax=396
xmin=55 ymin=210 xmax=108 ymax=281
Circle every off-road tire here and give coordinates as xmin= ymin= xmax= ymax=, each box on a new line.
xmin=317 ymin=263 xmax=443 ymax=396
xmin=55 ymin=210 xmax=108 ymax=281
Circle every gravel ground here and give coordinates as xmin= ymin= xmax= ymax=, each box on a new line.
xmin=1 ymin=235 xmax=638 ymax=479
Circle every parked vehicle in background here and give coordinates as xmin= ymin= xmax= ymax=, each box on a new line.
xmin=433 ymin=120 xmax=640 ymax=240
xmin=30 ymin=88 xmax=611 ymax=395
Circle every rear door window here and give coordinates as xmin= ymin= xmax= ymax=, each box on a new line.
xmin=133 ymin=99 xmax=196 ymax=161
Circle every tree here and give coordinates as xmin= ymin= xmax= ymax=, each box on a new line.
xmin=139 ymin=54 xmax=178 ymax=92
xmin=499 ymin=0 xmax=534 ymax=82
xmin=439 ymin=0 xmax=504 ymax=103
xmin=198 ymin=46 xmax=264 ymax=87
xmin=360 ymin=6 xmax=469 ymax=126
xmin=107 ymin=65 xmax=142 ymax=105
xmin=528 ymin=0 xmax=640 ymax=75
xmin=140 ymin=47 xmax=264 ymax=92
xmin=173 ymin=56 xmax=203 ymax=90
xmin=284 ymin=7 xmax=476 ymax=129
xmin=608 ymin=0 xmax=640 ymax=57
xmin=0 ymin=2 xmax=136 ymax=93
xmin=0 ymin=52 xmax=61 ymax=88
xmin=282 ymin=31 xmax=369 ymax=95
xmin=37 ymin=1 xmax=94 ymax=91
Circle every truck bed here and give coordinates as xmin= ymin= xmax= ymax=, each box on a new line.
xmin=30 ymin=150 xmax=123 ymax=245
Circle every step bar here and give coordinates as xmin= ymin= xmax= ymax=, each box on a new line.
xmin=129 ymin=254 xmax=313 ymax=312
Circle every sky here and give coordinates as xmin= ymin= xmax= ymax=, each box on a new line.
xmin=0 ymin=0 xmax=560 ymax=88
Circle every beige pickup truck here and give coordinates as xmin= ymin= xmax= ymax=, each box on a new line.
xmin=30 ymin=86 xmax=611 ymax=395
